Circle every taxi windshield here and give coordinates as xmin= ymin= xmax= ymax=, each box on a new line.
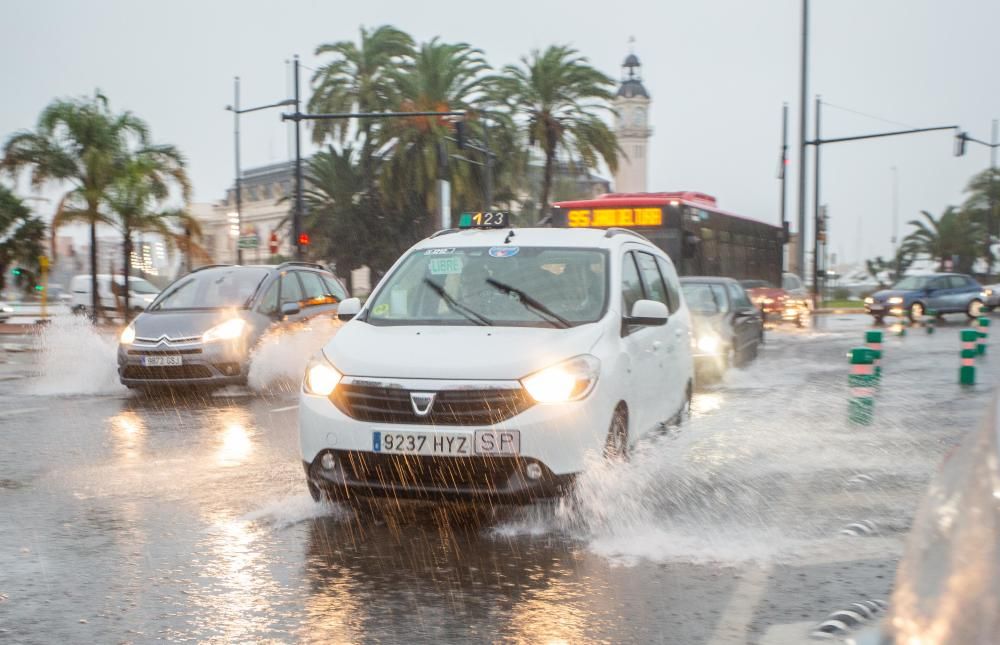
xmin=151 ymin=267 xmax=269 ymax=310
xmin=366 ymin=246 xmax=608 ymax=327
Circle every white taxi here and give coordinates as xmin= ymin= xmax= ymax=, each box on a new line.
xmin=299 ymin=215 xmax=693 ymax=502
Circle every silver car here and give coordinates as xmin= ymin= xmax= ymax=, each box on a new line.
xmin=117 ymin=262 xmax=348 ymax=390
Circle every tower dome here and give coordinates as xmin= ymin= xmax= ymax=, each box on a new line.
xmin=617 ymin=53 xmax=649 ymax=98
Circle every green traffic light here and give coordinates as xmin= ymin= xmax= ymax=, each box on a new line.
xmin=12 ymin=267 xmax=22 ymax=276
xmin=34 ymin=285 xmax=44 ymax=292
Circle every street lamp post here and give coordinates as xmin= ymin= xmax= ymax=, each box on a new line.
xmin=225 ymin=82 xmax=295 ymax=265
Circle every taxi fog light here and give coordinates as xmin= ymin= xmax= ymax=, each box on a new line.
xmin=202 ymin=317 xmax=247 ymax=342
xmin=304 ymin=355 xmax=342 ymax=396
xmin=120 ymin=323 xmax=136 ymax=345
xmin=521 ymin=354 xmax=600 ymax=404
xmin=320 ymin=452 xmax=336 ymax=470
xmin=695 ymin=334 xmax=721 ymax=354
xmin=525 ymin=463 xmax=543 ymax=480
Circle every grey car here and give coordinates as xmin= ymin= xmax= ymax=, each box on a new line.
xmin=117 ymin=262 xmax=348 ymax=389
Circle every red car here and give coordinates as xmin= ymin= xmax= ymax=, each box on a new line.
xmin=740 ymin=273 xmax=811 ymax=327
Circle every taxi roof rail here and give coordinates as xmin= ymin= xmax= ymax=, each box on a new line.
xmin=604 ymin=227 xmax=649 ymax=241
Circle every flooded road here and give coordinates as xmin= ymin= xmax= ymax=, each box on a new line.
xmin=1 ymin=315 xmax=995 ymax=643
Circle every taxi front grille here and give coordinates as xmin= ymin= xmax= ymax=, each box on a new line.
xmin=336 ymin=451 xmax=533 ymax=490
xmin=330 ymin=384 xmax=534 ymax=425
xmin=122 ymin=365 xmax=213 ymax=380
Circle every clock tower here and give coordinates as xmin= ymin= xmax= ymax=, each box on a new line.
xmin=613 ymin=51 xmax=652 ymax=193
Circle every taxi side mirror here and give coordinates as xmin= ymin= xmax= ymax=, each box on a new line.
xmin=626 ymin=299 xmax=669 ymax=326
xmin=337 ymin=297 xmax=361 ymax=321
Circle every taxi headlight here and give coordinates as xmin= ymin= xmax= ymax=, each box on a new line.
xmin=521 ymin=354 xmax=600 ymax=403
xmin=695 ymin=334 xmax=721 ymax=354
xmin=864 ymin=297 xmax=874 ymax=304
xmin=888 ymin=296 xmax=903 ymax=305
xmin=303 ymin=355 xmax=341 ymax=396
xmin=202 ymin=317 xmax=247 ymax=342
xmin=120 ymin=323 xmax=136 ymax=345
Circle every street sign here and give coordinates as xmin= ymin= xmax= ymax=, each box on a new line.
xmin=238 ymin=235 xmax=259 ymax=249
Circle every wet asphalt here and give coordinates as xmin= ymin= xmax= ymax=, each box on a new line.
xmin=0 ymin=314 xmax=997 ymax=644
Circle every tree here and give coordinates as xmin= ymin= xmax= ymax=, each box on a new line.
xmin=962 ymin=167 xmax=1000 ymax=274
xmin=1 ymin=92 xmax=150 ymax=320
xmin=309 ymin=25 xmax=415 ymax=151
xmin=865 ymin=247 xmax=915 ymax=288
xmin=497 ymin=45 xmax=619 ymax=222
xmin=0 ymin=186 xmax=46 ymax=294
xmin=102 ymin=147 xmax=194 ymax=318
xmin=902 ymin=207 xmax=983 ymax=273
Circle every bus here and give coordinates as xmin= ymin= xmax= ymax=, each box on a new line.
xmin=551 ymin=191 xmax=785 ymax=284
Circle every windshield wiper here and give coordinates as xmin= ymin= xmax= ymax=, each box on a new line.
xmin=422 ymin=278 xmax=494 ymax=326
xmin=485 ymin=278 xmax=571 ymax=329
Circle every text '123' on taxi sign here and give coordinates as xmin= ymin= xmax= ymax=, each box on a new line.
xmin=458 ymin=211 xmax=510 ymax=229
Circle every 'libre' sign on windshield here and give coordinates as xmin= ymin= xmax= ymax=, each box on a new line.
xmin=566 ymin=207 xmax=663 ymax=228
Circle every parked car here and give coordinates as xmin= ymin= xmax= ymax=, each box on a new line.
xmin=864 ymin=273 xmax=987 ymax=323
xmin=680 ymin=277 xmax=764 ymax=381
xmin=740 ymin=272 xmax=810 ymax=327
xmin=70 ymin=274 xmax=161 ymax=315
xmin=117 ymin=262 xmax=348 ymax=390
xmin=299 ymin=223 xmax=694 ymax=503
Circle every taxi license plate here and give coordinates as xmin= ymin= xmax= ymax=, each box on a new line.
xmin=143 ymin=355 xmax=182 ymax=367
xmin=373 ymin=430 xmax=520 ymax=456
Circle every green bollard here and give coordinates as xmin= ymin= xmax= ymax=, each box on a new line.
xmin=848 ymin=347 xmax=878 ymax=424
xmin=960 ymin=329 xmax=978 ymax=385
xmin=925 ymin=309 xmax=937 ymax=334
xmin=865 ymin=330 xmax=883 ymax=380
xmin=977 ymin=316 xmax=990 ymax=356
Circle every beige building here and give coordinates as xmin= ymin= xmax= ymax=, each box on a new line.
xmin=613 ymin=53 xmax=653 ymax=193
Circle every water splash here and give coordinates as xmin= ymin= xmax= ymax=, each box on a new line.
xmin=243 ymin=493 xmax=344 ymax=529
xmin=27 ymin=316 xmax=125 ymax=396
xmin=247 ymin=316 xmax=342 ymax=393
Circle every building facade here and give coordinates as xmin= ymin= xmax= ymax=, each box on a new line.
xmin=613 ymin=53 xmax=653 ymax=193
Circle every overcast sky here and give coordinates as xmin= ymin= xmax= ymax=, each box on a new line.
xmin=2 ymin=0 xmax=998 ymax=265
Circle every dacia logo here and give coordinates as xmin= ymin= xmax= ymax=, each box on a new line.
xmin=409 ymin=392 xmax=436 ymax=417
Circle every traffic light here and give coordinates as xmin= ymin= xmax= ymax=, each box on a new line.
xmin=955 ymin=131 xmax=967 ymax=157
xmin=298 ymin=233 xmax=310 ymax=247
xmin=34 ymin=284 xmax=44 ymax=292
xmin=268 ymin=231 xmax=279 ymax=255
xmin=11 ymin=267 xmax=22 ymax=277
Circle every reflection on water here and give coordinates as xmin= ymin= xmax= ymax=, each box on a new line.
xmin=216 ymin=409 xmax=255 ymax=467
xmin=109 ymin=410 xmax=146 ymax=461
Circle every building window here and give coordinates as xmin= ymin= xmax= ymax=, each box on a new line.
xmin=262 ymin=184 xmax=272 ymax=200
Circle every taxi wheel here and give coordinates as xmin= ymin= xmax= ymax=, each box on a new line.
xmin=604 ymin=405 xmax=629 ymax=461
xmin=967 ymin=299 xmax=984 ymax=318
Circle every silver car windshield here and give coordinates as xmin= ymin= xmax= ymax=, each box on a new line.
xmin=151 ymin=268 xmax=269 ymax=310
xmin=366 ymin=247 xmax=608 ymax=327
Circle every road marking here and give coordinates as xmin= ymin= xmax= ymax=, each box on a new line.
xmin=708 ymin=563 xmax=772 ymax=645
xmin=0 ymin=407 xmax=46 ymax=418
xmin=270 ymin=405 xmax=298 ymax=413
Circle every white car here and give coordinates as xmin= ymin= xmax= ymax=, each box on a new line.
xmin=69 ymin=274 xmax=160 ymax=315
xmin=299 ymin=219 xmax=694 ymax=502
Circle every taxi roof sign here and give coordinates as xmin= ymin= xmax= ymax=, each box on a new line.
xmin=458 ymin=211 xmax=510 ymax=229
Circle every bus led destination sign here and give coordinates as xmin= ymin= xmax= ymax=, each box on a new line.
xmin=566 ymin=207 xmax=663 ymax=228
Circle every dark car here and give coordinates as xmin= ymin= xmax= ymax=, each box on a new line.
xmin=681 ymin=277 xmax=764 ymax=380
xmin=864 ymin=273 xmax=987 ymax=323
xmin=740 ymin=272 xmax=811 ymax=327
xmin=117 ymin=262 xmax=348 ymax=389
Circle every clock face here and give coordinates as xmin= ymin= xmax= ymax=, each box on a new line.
xmin=632 ymin=107 xmax=646 ymax=127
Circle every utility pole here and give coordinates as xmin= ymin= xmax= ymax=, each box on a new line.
xmin=233 ymin=77 xmax=243 ymax=265
xmin=292 ymin=55 xmax=305 ymax=260
xmin=991 ymin=119 xmax=997 ymax=278
xmin=812 ymin=95 xmax=821 ymax=305
xmin=779 ymin=103 xmax=789 ymax=250
xmin=796 ymin=0 xmax=809 ymax=279
xmin=891 ymin=166 xmax=899 ymax=279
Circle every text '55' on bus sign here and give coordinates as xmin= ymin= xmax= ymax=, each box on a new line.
xmin=567 ymin=207 xmax=663 ymax=228
xmin=458 ymin=211 xmax=510 ymax=229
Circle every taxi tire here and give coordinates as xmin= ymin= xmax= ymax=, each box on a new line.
xmin=604 ymin=405 xmax=629 ymax=462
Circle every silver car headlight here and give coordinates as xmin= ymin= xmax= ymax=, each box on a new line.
xmin=521 ymin=354 xmax=600 ymax=403
xmin=202 ymin=317 xmax=247 ymax=342
xmin=120 ymin=323 xmax=136 ymax=345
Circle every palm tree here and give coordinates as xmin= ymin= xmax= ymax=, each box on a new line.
xmin=497 ymin=45 xmax=620 ymax=222
xmin=309 ymin=25 xmax=415 ymax=150
xmin=378 ymin=38 xmax=493 ymax=233
xmin=0 ymin=185 xmax=46 ymax=293
xmin=102 ymin=146 xmax=194 ymax=317
xmin=902 ymin=207 xmax=983 ymax=273
xmin=1 ymin=93 xmax=150 ymax=319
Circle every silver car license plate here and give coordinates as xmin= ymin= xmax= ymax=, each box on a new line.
xmin=143 ymin=355 xmax=182 ymax=367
